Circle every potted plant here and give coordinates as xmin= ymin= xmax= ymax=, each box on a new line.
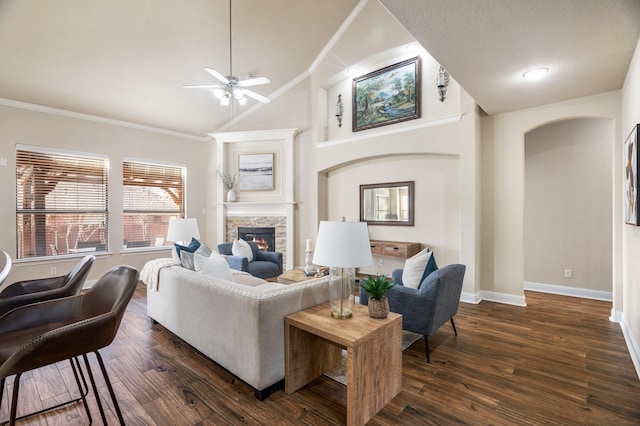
xmin=217 ymin=165 xmax=238 ymax=202
xmin=360 ymin=274 xmax=395 ymax=318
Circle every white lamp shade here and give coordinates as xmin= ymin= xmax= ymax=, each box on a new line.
xmin=166 ymin=218 xmax=200 ymax=242
xmin=312 ymin=221 xmax=373 ymax=268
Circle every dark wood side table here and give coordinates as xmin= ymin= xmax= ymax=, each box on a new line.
xmin=284 ymin=303 xmax=402 ymax=426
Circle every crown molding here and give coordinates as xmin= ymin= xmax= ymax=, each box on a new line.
xmin=0 ymin=97 xmax=210 ymax=142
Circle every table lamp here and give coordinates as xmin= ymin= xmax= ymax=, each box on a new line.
xmin=166 ymin=218 xmax=200 ymax=244
xmin=312 ymin=220 xmax=373 ymax=319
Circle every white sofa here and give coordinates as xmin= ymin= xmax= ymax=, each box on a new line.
xmin=143 ymin=260 xmax=330 ymax=399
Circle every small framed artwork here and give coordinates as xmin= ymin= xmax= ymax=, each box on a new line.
xmin=352 ymin=56 xmax=421 ymax=132
xmin=625 ymin=124 xmax=639 ymax=225
xmin=238 ymin=153 xmax=274 ymax=191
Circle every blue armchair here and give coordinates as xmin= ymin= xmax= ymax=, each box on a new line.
xmin=217 ymin=241 xmax=283 ymax=280
xmin=360 ymin=263 xmax=466 ymax=362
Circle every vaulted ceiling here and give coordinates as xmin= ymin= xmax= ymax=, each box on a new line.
xmin=1 ymin=0 xmax=639 ymax=137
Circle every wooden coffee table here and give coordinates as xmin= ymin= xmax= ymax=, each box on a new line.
xmin=284 ymin=303 xmax=402 ymax=426
xmin=277 ymin=269 xmax=319 ymax=284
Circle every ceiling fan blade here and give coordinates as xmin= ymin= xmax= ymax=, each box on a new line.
xmin=238 ymin=76 xmax=271 ymax=87
xmin=204 ymin=67 xmax=229 ymax=84
xmin=243 ymin=89 xmax=271 ymax=104
xmin=183 ymin=84 xmax=224 ymax=89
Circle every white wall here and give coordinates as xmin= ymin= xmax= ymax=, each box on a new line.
xmin=524 ymin=118 xmax=613 ymax=294
xmin=0 ymin=101 xmax=207 ymax=284
xmin=621 ymin=37 xmax=640 ymax=377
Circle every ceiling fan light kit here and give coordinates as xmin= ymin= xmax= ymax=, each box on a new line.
xmin=184 ymin=0 xmax=270 ymax=106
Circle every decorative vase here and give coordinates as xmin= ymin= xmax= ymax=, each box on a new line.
xmin=368 ymin=297 xmax=389 ymax=318
xmin=227 ymin=189 xmax=237 ymax=202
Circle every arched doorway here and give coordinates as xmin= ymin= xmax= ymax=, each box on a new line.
xmin=524 ymin=117 xmax=613 ymax=299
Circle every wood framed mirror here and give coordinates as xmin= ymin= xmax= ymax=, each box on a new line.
xmin=360 ymin=181 xmax=414 ymax=226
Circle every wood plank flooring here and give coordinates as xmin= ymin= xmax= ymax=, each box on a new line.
xmin=2 ymin=284 xmax=639 ymax=425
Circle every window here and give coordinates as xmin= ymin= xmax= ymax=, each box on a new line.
xmin=16 ymin=147 xmax=109 ymax=259
xmin=123 ymin=160 xmax=185 ymax=249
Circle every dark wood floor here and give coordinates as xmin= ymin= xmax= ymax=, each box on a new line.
xmin=2 ymin=284 xmax=640 ymax=425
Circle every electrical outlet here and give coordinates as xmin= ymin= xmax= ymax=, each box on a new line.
xmin=564 ymin=269 xmax=572 ymax=278
xmin=378 ymin=258 xmax=384 ymax=266
xmin=50 ymin=266 xmax=57 ymax=276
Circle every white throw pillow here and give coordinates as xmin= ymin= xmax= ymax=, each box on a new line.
xmin=402 ymin=248 xmax=433 ymax=289
xmin=209 ymin=250 xmax=227 ymax=262
xmin=232 ymin=239 xmax=253 ymax=262
xmin=195 ymin=253 xmax=234 ymax=282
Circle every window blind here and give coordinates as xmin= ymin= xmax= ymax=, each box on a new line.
xmin=122 ymin=160 xmax=185 ymax=249
xmin=16 ymin=148 xmax=109 ymax=259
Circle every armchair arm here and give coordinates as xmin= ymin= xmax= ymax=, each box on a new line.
xmin=0 ymin=276 xmax=67 ymax=298
xmin=225 ymin=255 xmax=249 ymax=272
xmin=0 ymin=295 xmax=82 ymax=334
xmin=256 ymin=251 xmax=283 ymax=273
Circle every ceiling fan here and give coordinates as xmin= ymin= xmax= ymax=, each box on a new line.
xmin=184 ymin=0 xmax=271 ymax=106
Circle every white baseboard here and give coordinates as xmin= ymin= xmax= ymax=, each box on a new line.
xmin=460 ymin=290 xmax=527 ymax=307
xmin=460 ymin=291 xmax=482 ymax=304
xmin=621 ymin=318 xmax=640 ymax=381
xmin=610 ymin=308 xmax=622 ymax=323
xmin=524 ymin=281 xmax=612 ymax=302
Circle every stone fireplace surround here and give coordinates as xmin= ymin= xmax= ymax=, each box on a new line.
xmin=225 ymin=215 xmax=287 ymax=268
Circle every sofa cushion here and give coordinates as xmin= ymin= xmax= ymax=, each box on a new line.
xmin=231 ymin=270 xmax=268 ymax=287
xmin=195 ymin=253 xmax=234 ymax=281
xmin=402 ymin=248 xmax=433 ymax=289
xmin=232 ymin=239 xmax=254 ymax=262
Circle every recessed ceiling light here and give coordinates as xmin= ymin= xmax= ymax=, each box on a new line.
xmin=522 ymin=67 xmax=549 ymax=80
xmin=347 ymin=67 xmax=359 ymax=76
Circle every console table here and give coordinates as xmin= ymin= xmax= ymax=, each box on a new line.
xmin=284 ymin=303 xmax=402 ymax=426
xmin=369 ymin=240 xmax=421 ymax=259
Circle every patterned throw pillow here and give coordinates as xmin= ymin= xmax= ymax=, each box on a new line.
xmin=174 ymin=237 xmax=201 ymax=260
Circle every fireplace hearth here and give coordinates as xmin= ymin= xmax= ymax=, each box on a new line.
xmin=238 ymin=227 xmax=276 ymax=252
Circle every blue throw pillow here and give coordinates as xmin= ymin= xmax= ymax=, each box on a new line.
xmin=174 ymin=237 xmax=201 ymax=260
xmin=418 ymin=252 xmax=438 ymax=286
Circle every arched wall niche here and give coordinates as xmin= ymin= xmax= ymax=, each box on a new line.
xmin=319 ymin=152 xmax=462 ymax=276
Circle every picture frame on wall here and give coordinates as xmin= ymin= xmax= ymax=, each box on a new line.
xmin=238 ymin=153 xmax=274 ymax=191
xmin=624 ymin=124 xmax=639 ymax=225
xmin=352 ymin=56 xmax=421 ymax=132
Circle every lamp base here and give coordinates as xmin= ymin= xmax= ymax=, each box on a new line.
xmin=331 ymin=308 xmax=352 ymax=319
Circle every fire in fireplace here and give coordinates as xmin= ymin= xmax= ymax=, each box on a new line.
xmin=238 ymin=227 xmax=276 ymax=252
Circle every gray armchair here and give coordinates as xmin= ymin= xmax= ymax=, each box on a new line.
xmin=217 ymin=241 xmax=283 ymax=280
xmin=360 ymin=263 xmax=466 ymax=362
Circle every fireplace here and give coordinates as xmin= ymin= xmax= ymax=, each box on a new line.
xmin=238 ymin=227 xmax=276 ymax=252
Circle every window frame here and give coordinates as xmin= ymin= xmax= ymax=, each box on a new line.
xmin=16 ymin=145 xmax=109 ymax=260
xmin=122 ymin=158 xmax=186 ymax=253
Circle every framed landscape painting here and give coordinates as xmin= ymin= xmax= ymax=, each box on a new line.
xmin=352 ymin=56 xmax=421 ymax=132
xmin=238 ymin=153 xmax=274 ymax=191
xmin=625 ymin=124 xmax=639 ymax=225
